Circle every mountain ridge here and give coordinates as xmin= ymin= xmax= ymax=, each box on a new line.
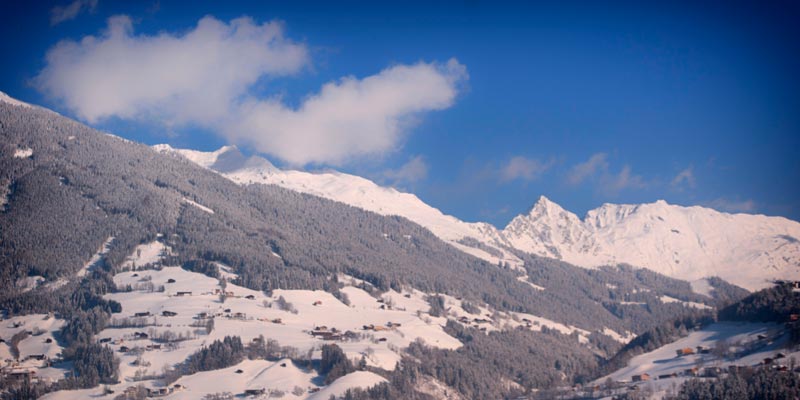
xmin=4 ymin=91 xmax=798 ymax=291
xmin=156 ymin=143 xmax=800 ymax=291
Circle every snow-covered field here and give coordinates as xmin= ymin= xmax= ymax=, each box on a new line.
xmin=12 ymin=147 xmax=33 ymax=158
xmin=119 ymin=241 xmax=170 ymax=270
xmin=0 ymin=314 xmax=68 ymax=383
xmin=658 ymin=295 xmax=712 ymax=310
xmin=308 ymin=371 xmax=387 ymax=400
xmin=168 ymin=358 xmax=317 ymax=399
xmin=42 ymin=256 xmax=461 ymax=399
xmin=36 ymin=240 xmax=649 ymax=399
xmin=596 ymin=321 xmax=798 ymax=397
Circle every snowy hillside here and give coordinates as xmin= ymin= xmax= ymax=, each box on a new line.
xmin=154 ymin=144 xmax=522 ymax=269
xmin=585 ymin=320 xmax=799 ymax=399
xmin=34 ymin=248 xmax=605 ymax=399
xmin=158 ymin=145 xmax=800 ymax=291
xmin=38 ymin=260 xmax=456 ymax=399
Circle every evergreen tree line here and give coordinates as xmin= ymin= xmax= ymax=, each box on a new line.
xmin=0 ymin=264 xmax=122 ymax=395
xmin=320 ymin=344 xmax=356 ymax=384
xmin=717 ymin=282 xmax=800 ymax=345
xmin=666 ymin=367 xmax=800 ymax=400
xmin=183 ymin=336 xmax=246 ymax=375
xmin=403 ymin=321 xmax=601 ymax=398
xmin=718 ymin=282 xmax=800 ymax=324
xmin=600 ymin=311 xmax=715 ymax=375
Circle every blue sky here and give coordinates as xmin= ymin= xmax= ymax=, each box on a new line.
xmin=2 ymin=0 xmax=799 ymax=226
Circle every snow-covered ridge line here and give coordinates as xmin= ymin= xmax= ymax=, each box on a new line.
xmin=0 ymin=91 xmax=33 ymax=108
xmin=154 ymin=144 xmax=524 ymax=270
xmin=155 ymin=144 xmax=800 ymax=291
xmin=503 ymin=195 xmax=800 ymax=291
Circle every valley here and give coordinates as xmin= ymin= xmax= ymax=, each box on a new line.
xmin=1 ymin=93 xmax=798 ymax=399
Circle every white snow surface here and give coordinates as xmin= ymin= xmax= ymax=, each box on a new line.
xmin=0 ymin=314 xmax=65 ymax=362
xmin=42 ymin=267 xmax=459 ymax=399
xmin=168 ymin=358 xmax=318 ymax=399
xmin=597 ymin=322 xmax=791 ymax=386
xmin=182 ymin=197 xmax=214 ymax=214
xmin=0 ymin=314 xmax=68 ymax=384
xmin=308 ymin=371 xmax=387 ymax=400
xmin=43 ymin=267 xmax=457 ymax=399
xmin=690 ymin=278 xmax=714 ymax=297
xmin=157 ymin=145 xmax=800 ymax=291
xmin=658 ymin=295 xmax=712 ymax=310
xmin=120 ymin=241 xmax=169 ymax=270
xmin=13 ymin=147 xmax=33 ymax=158
xmin=601 ymin=327 xmax=637 ymax=344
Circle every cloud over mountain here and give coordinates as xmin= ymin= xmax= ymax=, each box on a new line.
xmin=34 ymin=15 xmax=467 ymax=166
xmin=226 ymin=59 xmax=466 ymax=165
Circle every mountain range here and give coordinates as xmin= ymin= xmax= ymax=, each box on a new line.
xmin=1 ymin=91 xmax=797 ymax=399
xmin=155 ymin=143 xmax=800 ymax=291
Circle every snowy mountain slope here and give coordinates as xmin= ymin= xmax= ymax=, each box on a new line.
xmin=41 ymin=263 xmax=451 ymax=399
xmin=0 ymin=91 xmax=33 ymax=109
xmin=579 ymin=321 xmax=798 ymax=399
xmin=158 ymin=145 xmax=800 ymax=291
xmin=4 ymin=91 xmax=749 ymax=399
xmin=503 ymin=196 xmax=800 ymax=291
xmin=597 ymin=322 xmax=789 ymax=385
xmin=154 ymin=144 xmax=523 ymax=269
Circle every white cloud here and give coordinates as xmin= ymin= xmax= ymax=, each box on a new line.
xmin=500 ymin=156 xmax=553 ymax=182
xmin=36 ymin=15 xmax=308 ymax=124
xmin=706 ymin=198 xmax=757 ymax=213
xmin=671 ymin=166 xmax=696 ymax=189
xmin=226 ymin=59 xmax=466 ymax=165
xmin=602 ymin=165 xmax=645 ymax=194
xmin=383 ymin=156 xmax=428 ymax=187
xmin=567 ymin=153 xmax=644 ymax=195
xmin=567 ymin=153 xmax=609 ymax=185
xmin=35 ymin=16 xmax=467 ymax=166
xmin=50 ymin=0 xmax=98 ymax=26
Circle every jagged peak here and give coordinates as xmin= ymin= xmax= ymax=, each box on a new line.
xmin=153 ymin=144 xmax=277 ymax=174
xmin=152 ymin=143 xmax=176 ymax=152
xmin=528 ymin=195 xmax=562 ymax=214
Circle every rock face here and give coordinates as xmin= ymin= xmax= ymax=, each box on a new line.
xmin=159 ymin=144 xmax=800 ymax=291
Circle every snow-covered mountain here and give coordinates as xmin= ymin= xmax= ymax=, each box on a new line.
xmin=153 ymin=144 xmax=523 ymax=269
xmin=157 ymin=145 xmax=800 ymax=291
xmin=503 ymin=197 xmax=800 ymax=291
